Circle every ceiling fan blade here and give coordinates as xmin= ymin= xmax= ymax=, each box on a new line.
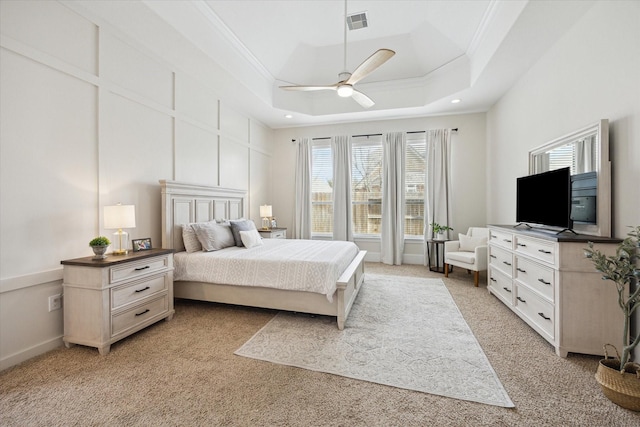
xmin=279 ymin=84 xmax=338 ymax=92
xmin=346 ymin=49 xmax=395 ymax=85
xmin=351 ymin=89 xmax=375 ymax=109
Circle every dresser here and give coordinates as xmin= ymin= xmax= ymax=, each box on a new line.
xmin=487 ymin=225 xmax=622 ymax=357
xmin=61 ymin=248 xmax=174 ymax=355
xmin=258 ymin=227 xmax=287 ymax=239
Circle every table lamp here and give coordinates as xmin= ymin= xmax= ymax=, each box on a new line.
xmin=104 ymin=203 xmax=136 ymax=255
xmin=260 ymin=205 xmax=272 ymax=230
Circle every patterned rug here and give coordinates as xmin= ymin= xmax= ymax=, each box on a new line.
xmin=235 ymin=273 xmax=514 ymax=408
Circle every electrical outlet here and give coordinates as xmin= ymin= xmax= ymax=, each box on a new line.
xmin=48 ymin=294 xmax=62 ymax=312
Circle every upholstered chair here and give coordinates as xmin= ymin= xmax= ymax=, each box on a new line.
xmin=444 ymin=227 xmax=489 ymax=287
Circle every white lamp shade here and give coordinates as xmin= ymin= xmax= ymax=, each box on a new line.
xmin=104 ymin=204 xmax=136 ymax=229
xmin=260 ymin=205 xmax=272 ymax=218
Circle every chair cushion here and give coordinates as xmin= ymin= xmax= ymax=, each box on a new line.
xmin=459 ymin=233 xmax=487 ymax=252
xmin=446 ymin=251 xmax=476 ymax=265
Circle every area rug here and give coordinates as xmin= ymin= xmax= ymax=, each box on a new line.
xmin=235 ymin=273 xmax=514 ymax=408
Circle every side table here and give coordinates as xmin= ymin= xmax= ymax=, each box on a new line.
xmin=61 ymin=248 xmax=174 ymax=355
xmin=258 ymin=227 xmax=287 ymax=239
xmin=426 ymin=239 xmax=450 ymax=273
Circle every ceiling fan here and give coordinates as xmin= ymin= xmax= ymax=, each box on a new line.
xmin=279 ymin=1 xmax=395 ymax=109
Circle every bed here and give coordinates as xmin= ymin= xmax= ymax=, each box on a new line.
xmin=160 ymin=180 xmax=366 ymax=329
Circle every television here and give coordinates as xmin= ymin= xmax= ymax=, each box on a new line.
xmin=516 ymin=167 xmax=572 ymax=230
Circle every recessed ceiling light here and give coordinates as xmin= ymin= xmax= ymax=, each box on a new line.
xmin=284 ymin=114 xmax=293 ymax=119
xmin=451 ymin=99 xmax=461 ymax=104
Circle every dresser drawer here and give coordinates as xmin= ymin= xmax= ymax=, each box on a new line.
xmin=111 ymin=273 xmax=169 ymax=310
xmin=488 ymin=267 xmax=513 ymax=305
xmin=489 ymin=229 xmax=514 ymax=251
xmin=110 ymin=256 xmax=169 ymax=284
xmin=514 ymin=236 xmax=556 ymax=266
xmin=515 ymin=284 xmax=554 ymax=340
xmin=489 ymin=245 xmax=513 ymax=277
xmin=111 ymin=295 xmax=168 ymax=337
xmin=514 ymin=256 xmax=554 ymax=302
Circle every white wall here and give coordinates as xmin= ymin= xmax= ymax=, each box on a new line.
xmin=486 ymin=0 xmax=639 ymax=240
xmin=272 ymin=113 xmax=487 ymax=263
xmin=0 ymin=1 xmax=274 ymax=370
xmin=486 ymin=1 xmax=640 ymax=351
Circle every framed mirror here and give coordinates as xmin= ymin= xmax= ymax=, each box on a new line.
xmin=529 ymin=119 xmax=610 ymax=237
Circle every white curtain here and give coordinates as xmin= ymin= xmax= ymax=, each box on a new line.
xmin=294 ymin=137 xmax=312 ymax=239
xmin=381 ymin=132 xmax=406 ymax=265
xmin=575 ymin=136 xmax=596 ymax=173
xmin=331 ymin=135 xmax=353 ymax=241
xmin=424 ymin=129 xmax=453 ymax=266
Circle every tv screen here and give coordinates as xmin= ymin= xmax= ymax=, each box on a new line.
xmin=516 ymin=167 xmax=572 ymax=229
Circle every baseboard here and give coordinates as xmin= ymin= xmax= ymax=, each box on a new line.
xmin=0 ymin=336 xmax=64 ymax=372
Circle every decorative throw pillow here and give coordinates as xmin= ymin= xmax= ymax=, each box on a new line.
xmin=229 ymin=219 xmax=257 ymax=247
xmin=459 ymin=233 xmax=487 ymax=252
xmin=240 ymin=229 xmax=263 ymax=249
xmin=182 ymin=223 xmax=203 ymax=253
xmin=191 ymin=221 xmax=235 ymax=251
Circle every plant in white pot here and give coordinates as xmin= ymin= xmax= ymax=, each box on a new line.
xmin=585 ymin=225 xmax=640 ymax=411
xmin=89 ymin=236 xmax=111 ymax=260
xmin=430 ymin=222 xmax=453 ymax=240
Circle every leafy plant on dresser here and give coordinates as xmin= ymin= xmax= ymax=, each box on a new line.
xmin=89 ymin=236 xmax=111 ymax=247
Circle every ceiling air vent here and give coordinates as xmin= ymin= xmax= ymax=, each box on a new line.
xmin=346 ymin=11 xmax=368 ymax=30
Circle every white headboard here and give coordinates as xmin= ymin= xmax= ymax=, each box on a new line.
xmin=160 ymin=180 xmax=247 ymax=252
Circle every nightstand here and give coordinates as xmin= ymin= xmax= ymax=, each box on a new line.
xmin=258 ymin=228 xmax=287 ymax=239
xmin=61 ymin=248 xmax=174 ymax=355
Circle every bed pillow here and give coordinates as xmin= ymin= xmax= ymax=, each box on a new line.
xmin=182 ymin=223 xmax=203 ymax=253
xmin=229 ymin=219 xmax=257 ymax=247
xmin=458 ymin=233 xmax=487 ymax=252
xmin=191 ymin=221 xmax=235 ymax=251
xmin=240 ymin=229 xmax=263 ymax=249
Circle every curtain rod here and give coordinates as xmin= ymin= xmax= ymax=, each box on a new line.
xmin=292 ymin=128 xmax=458 ymax=142
xmin=407 ymin=128 xmax=458 ymax=134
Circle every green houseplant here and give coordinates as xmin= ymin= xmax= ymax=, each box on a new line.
xmin=430 ymin=222 xmax=453 ymax=239
xmin=585 ymin=225 xmax=640 ymax=410
xmin=89 ymin=236 xmax=111 ymax=260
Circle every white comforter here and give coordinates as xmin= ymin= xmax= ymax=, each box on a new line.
xmin=173 ymin=239 xmax=360 ymax=301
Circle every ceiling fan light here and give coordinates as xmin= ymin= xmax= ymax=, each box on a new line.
xmin=337 ymin=84 xmax=353 ymax=97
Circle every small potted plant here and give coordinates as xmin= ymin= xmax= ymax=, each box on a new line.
xmin=89 ymin=236 xmax=111 ymax=260
xmin=430 ymin=222 xmax=453 ymax=240
xmin=585 ymin=226 xmax=640 ymax=411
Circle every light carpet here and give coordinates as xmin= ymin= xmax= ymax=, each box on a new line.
xmin=235 ymin=273 xmax=514 ymax=408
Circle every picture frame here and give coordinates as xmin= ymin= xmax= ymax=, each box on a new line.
xmin=132 ymin=238 xmax=152 ymax=252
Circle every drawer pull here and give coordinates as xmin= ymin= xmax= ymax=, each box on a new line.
xmin=538 ymin=278 xmax=551 ymax=285
xmin=503 ymin=239 xmax=512 ymax=243
xmin=491 ymin=234 xmax=497 ymax=238
xmin=538 ymin=312 xmax=551 ymax=321
xmin=135 ymin=309 xmax=150 ymax=317
xmin=517 ymin=268 xmax=526 ymax=273
xmin=134 ymin=266 xmax=150 ymax=271
xmin=490 ymin=277 xmax=497 ymax=282
xmin=135 ymin=286 xmax=150 ymax=293
xmin=503 ymin=287 xmax=512 ymax=293
xmin=538 ymin=249 xmax=552 ymax=254
xmin=517 ymin=243 xmax=527 ymax=247
xmin=490 ymin=255 xmax=497 ymax=259
xmin=503 ymin=261 xmax=512 ymax=266
xmin=517 ymin=296 xmax=527 ymax=303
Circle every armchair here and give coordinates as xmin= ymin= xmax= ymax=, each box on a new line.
xmin=444 ymin=227 xmax=489 ymax=287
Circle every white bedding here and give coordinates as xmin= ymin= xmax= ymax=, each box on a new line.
xmin=174 ymin=239 xmax=360 ymax=301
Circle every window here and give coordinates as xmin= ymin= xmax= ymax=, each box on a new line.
xmin=405 ymin=135 xmax=426 ymax=237
xmin=310 ymin=133 xmax=428 ymax=239
xmin=311 ymin=143 xmax=333 ymax=234
xmin=351 ymin=137 xmax=383 ymax=235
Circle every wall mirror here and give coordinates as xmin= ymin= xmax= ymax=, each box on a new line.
xmin=529 ymin=119 xmax=610 ymax=237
